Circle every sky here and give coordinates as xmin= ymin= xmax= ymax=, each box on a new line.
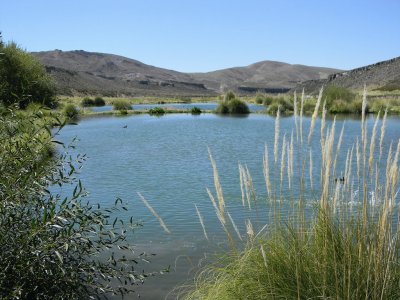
xmin=1 ymin=0 xmax=399 ymax=73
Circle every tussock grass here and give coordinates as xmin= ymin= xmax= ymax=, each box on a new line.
xmin=182 ymin=88 xmax=400 ymax=299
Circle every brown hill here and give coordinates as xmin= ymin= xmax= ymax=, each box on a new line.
xmin=295 ymin=56 xmax=400 ymax=94
xmin=32 ymin=50 xmax=342 ymax=96
xmin=191 ymin=61 xmax=341 ymax=93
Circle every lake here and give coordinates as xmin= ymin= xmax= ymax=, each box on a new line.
xmin=56 ymin=112 xmax=400 ymax=299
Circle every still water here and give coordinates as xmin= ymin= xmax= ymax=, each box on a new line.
xmin=56 ymin=113 xmax=400 ymax=299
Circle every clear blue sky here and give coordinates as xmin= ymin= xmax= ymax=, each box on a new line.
xmin=1 ymin=0 xmax=399 ymax=72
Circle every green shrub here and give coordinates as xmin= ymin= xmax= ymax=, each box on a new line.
xmin=324 ymin=85 xmax=355 ymax=107
xmin=63 ymin=104 xmax=79 ymax=119
xmin=216 ymin=92 xmax=249 ymax=114
xmin=113 ymin=99 xmax=132 ymax=111
xmin=81 ymin=97 xmax=95 ymax=107
xmin=149 ymin=107 xmax=165 ymax=115
xmin=94 ymin=96 xmax=106 ymax=106
xmin=255 ymin=94 xmax=265 ymax=104
xmin=0 ymin=41 xmax=56 ymax=109
xmin=0 ymin=109 xmax=150 ymax=298
xmin=263 ymin=97 xmax=274 ymax=106
xmin=191 ymin=107 xmax=202 ymax=114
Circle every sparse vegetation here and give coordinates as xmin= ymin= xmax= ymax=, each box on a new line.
xmin=216 ymin=92 xmax=249 ymax=114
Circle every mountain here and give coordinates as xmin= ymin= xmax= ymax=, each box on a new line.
xmin=190 ymin=61 xmax=341 ymax=93
xmin=294 ymin=56 xmax=400 ymax=93
xmin=31 ymin=50 xmax=342 ymax=97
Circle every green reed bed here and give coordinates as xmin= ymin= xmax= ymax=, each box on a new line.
xmin=182 ymin=87 xmax=400 ymax=299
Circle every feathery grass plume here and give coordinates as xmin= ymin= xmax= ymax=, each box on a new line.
xmin=308 ymin=86 xmax=323 ymax=144
xmin=206 ymin=188 xmax=226 ymax=228
xmin=379 ymin=108 xmax=388 ymax=161
xmin=137 ymin=192 xmax=171 ymax=234
xmin=274 ymin=107 xmax=280 ymax=165
xmin=263 ymin=144 xmax=272 ymax=198
xmin=239 ymin=164 xmax=246 ymax=207
xmin=260 ymin=245 xmax=268 ymax=269
xmin=287 ymin=132 xmax=294 ymax=189
xmin=246 ymin=219 xmax=254 ymax=239
xmin=309 ymin=149 xmax=313 ymax=189
xmin=195 ymin=204 xmax=209 ymax=241
xmin=227 ymin=212 xmax=242 ymax=241
xmin=293 ymin=91 xmax=299 ymax=142
xmin=369 ymin=111 xmax=381 ymax=172
xmin=245 ymin=165 xmax=256 ymax=210
xmin=300 ymin=88 xmax=305 ymax=145
xmin=208 ymin=149 xmax=225 ymax=223
xmin=356 ymin=137 xmax=361 ymax=180
xmin=320 ymin=100 xmax=327 ymax=151
xmin=332 ymin=122 xmax=345 ymax=179
xmin=280 ymin=134 xmax=287 ymax=191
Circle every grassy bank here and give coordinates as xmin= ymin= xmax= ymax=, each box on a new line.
xmin=182 ymin=88 xmax=400 ymax=299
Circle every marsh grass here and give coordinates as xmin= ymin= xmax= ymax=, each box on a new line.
xmin=182 ymin=88 xmax=400 ymax=299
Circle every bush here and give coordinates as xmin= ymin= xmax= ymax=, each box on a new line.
xmin=63 ymin=103 xmax=79 ymax=119
xmin=324 ymin=85 xmax=355 ymax=107
xmin=0 ymin=41 xmax=56 ymax=109
xmin=263 ymin=97 xmax=274 ymax=106
xmin=0 ymin=109 xmax=150 ymax=298
xmin=81 ymin=97 xmax=95 ymax=107
xmin=149 ymin=107 xmax=165 ymax=115
xmin=191 ymin=107 xmax=202 ymax=115
xmin=94 ymin=96 xmax=106 ymax=106
xmin=255 ymin=94 xmax=265 ymax=104
xmin=113 ymin=99 xmax=131 ymax=111
xmin=216 ymin=92 xmax=249 ymax=114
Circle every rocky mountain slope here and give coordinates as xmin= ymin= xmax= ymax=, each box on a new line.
xmin=295 ymin=56 xmax=400 ymax=94
xmin=32 ymin=50 xmax=341 ymax=97
xmin=190 ymin=61 xmax=340 ymax=93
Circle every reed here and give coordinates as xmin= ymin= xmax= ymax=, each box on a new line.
xmin=183 ymin=88 xmax=400 ymax=300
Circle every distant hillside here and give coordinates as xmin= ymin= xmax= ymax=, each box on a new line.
xmin=295 ymin=56 xmax=400 ymax=94
xmin=31 ymin=50 xmax=212 ymax=97
xmin=191 ymin=61 xmax=341 ymax=93
xmin=32 ymin=50 xmax=341 ymax=97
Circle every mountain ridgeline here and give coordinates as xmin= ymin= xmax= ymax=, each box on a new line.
xmin=31 ymin=50 xmax=399 ymax=97
xmin=31 ymin=50 xmax=341 ymax=97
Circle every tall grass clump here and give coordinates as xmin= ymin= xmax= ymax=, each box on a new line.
xmin=216 ymin=92 xmax=249 ymax=114
xmin=183 ymin=87 xmax=400 ymax=299
xmin=112 ymin=99 xmax=132 ymax=111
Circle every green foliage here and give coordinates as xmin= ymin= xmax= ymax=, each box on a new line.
xmin=94 ymin=96 xmax=106 ymax=106
xmin=149 ymin=107 xmax=165 ymax=115
xmin=324 ymin=85 xmax=355 ymax=107
xmin=265 ymin=97 xmax=293 ymax=115
xmin=191 ymin=107 xmax=202 ymax=115
xmin=81 ymin=97 xmax=95 ymax=107
xmin=255 ymin=94 xmax=265 ymax=104
xmin=0 ymin=42 xmax=56 ymax=109
xmin=113 ymin=99 xmax=132 ymax=111
xmin=263 ymin=97 xmax=273 ymax=106
xmin=63 ymin=103 xmax=79 ymax=119
xmin=0 ymin=109 xmax=150 ymax=298
xmin=216 ymin=92 xmax=249 ymax=114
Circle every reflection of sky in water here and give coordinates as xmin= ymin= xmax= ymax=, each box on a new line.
xmin=56 ymin=113 xmax=400 ymax=298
